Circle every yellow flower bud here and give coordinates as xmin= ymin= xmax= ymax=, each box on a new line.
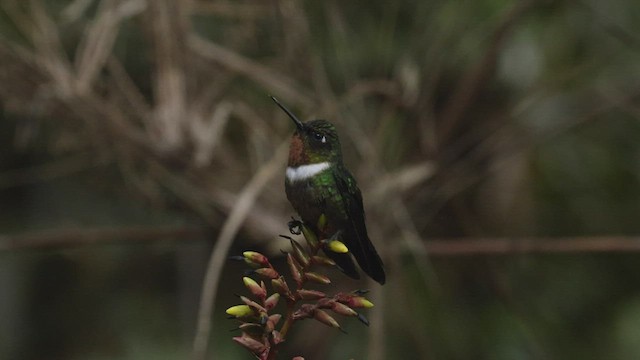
xmin=328 ymin=240 xmax=349 ymax=254
xmin=317 ymin=214 xmax=328 ymax=231
xmin=301 ymin=224 xmax=319 ymax=249
xmin=226 ymin=304 xmax=254 ymax=317
xmin=353 ymin=297 xmax=374 ymax=308
xmin=243 ymin=251 xmax=269 ymax=266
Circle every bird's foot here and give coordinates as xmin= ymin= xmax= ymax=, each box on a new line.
xmin=288 ymin=217 xmax=303 ymax=235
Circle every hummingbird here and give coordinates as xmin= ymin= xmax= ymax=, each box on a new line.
xmin=272 ymin=96 xmax=385 ymax=285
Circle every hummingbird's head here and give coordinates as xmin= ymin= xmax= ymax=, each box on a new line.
xmin=272 ymin=97 xmax=342 ymax=167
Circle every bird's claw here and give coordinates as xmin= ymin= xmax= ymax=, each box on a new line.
xmin=288 ymin=218 xmax=303 ymax=235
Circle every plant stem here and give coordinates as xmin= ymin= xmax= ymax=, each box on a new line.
xmin=266 ymin=306 xmax=294 ymax=360
xmin=279 ymin=305 xmax=296 ymax=339
xmin=265 ymin=233 xmax=323 ymax=359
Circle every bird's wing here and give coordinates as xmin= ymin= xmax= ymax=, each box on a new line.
xmin=333 ymin=167 xmax=385 ymax=284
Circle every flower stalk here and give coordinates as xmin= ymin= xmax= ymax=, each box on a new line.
xmin=226 ymin=219 xmax=375 ymax=360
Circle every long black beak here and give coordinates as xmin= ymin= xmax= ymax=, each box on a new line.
xmin=271 ymin=96 xmax=305 ymax=130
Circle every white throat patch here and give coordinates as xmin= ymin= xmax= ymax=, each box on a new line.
xmin=286 ymin=162 xmax=331 ymax=183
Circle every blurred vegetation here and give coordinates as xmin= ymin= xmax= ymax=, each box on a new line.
xmin=1 ymin=0 xmax=640 ymax=359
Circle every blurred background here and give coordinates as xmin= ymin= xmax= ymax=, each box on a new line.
xmin=2 ymin=0 xmax=640 ymax=359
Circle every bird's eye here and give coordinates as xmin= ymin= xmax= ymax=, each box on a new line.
xmin=313 ymin=132 xmax=323 ymax=141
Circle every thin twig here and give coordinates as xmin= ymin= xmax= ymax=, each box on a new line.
xmin=192 ymin=143 xmax=289 ymax=360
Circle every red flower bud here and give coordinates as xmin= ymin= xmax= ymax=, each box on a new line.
xmin=232 ymin=334 xmax=266 ymax=356
xmin=297 ymin=289 xmax=327 ymax=300
xmin=271 ymin=330 xmax=284 ymax=344
xmin=290 ymin=238 xmax=311 ymax=268
xmin=243 ymin=251 xmax=270 ymax=267
xmin=271 ymin=277 xmax=292 ymax=299
xmin=238 ymin=323 xmax=264 ymax=336
xmin=265 ymin=293 xmax=280 ymax=311
xmin=314 ymin=309 xmax=342 ymax=331
xmin=240 ymin=295 xmax=266 ymax=313
xmin=335 ymin=293 xmax=374 ymax=308
xmin=286 ymin=253 xmax=303 ymax=285
xmin=331 ymin=301 xmax=358 ymax=317
xmin=243 ymin=277 xmax=267 ymax=299
xmin=312 ymin=255 xmax=336 ymax=266
xmin=268 ymin=314 xmax=282 ymax=327
xmin=305 ymin=272 xmax=331 ymax=285
xmin=348 ymin=296 xmax=374 ymax=308
xmin=254 ymin=267 xmax=279 ymax=279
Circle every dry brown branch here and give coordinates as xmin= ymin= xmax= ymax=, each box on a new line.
xmin=192 ymin=143 xmax=289 ymax=360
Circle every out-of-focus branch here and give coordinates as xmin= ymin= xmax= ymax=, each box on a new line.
xmin=188 ymin=34 xmax=314 ymax=108
xmin=192 ymin=1 xmax=270 ymax=19
xmin=422 ymin=236 xmax=640 ymax=256
xmin=74 ymin=0 xmax=145 ymax=93
xmin=0 ymin=225 xmax=207 ymax=251
xmin=0 ymin=154 xmax=107 ymax=189
xmin=423 ymin=85 xmax=640 ymax=224
xmin=192 ymin=143 xmax=289 ymax=360
xmin=106 ymin=56 xmax=151 ymax=121
xmin=3 ymin=228 xmax=640 ymax=256
xmin=148 ymin=0 xmax=189 ymax=151
xmin=437 ymin=0 xmax=537 ymax=144
xmin=28 ymin=0 xmax=76 ymax=96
